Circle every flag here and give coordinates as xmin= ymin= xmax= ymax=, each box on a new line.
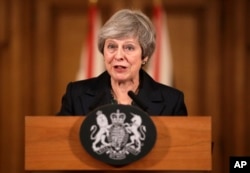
xmin=146 ymin=4 xmax=173 ymax=86
xmin=76 ymin=3 xmax=103 ymax=80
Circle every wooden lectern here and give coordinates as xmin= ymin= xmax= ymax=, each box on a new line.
xmin=25 ymin=116 xmax=211 ymax=172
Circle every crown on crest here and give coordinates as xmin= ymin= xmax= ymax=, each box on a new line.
xmin=110 ymin=109 xmax=126 ymax=124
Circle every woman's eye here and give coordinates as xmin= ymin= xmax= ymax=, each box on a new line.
xmin=124 ymin=45 xmax=135 ymax=51
xmin=107 ymin=44 xmax=117 ymax=49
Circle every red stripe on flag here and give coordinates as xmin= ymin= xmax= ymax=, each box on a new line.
xmin=76 ymin=4 xmax=103 ymax=80
xmin=153 ymin=6 xmax=162 ymax=82
xmin=86 ymin=5 xmax=97 ymax=78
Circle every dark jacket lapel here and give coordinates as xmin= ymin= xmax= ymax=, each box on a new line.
xmin=137 ymin=70 xmax=166 ymax=115
xmin=79 ymin=72 xmax=112 ymax=114
xmin=79 ymin=70 xmax=166 ymax=115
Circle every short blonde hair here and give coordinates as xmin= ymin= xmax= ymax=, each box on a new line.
xmin=98 ymin=9 xmax=156 ymax=59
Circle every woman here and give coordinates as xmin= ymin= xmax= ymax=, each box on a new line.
xmin=58 ymin=9 xmax=187 ymax=116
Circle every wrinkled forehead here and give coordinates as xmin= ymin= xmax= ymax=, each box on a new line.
xmin=105 ymin=36 xmax=139 ymax=43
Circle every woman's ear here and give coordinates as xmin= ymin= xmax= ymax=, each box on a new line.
xmin=142 ymin=57 xmax=149 ymax=65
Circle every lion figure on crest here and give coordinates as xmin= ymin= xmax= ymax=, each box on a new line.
xmin=90 ymin=111 xmax=111 ymax=152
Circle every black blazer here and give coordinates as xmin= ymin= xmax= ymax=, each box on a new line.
xmin=58 ymin=70 xmax=187 ymax=116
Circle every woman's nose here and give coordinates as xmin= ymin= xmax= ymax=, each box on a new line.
xmin=114 ymin=47 xmax=124 ymax=60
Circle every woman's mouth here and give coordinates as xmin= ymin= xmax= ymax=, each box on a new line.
xmin=113 ymin=65 xmax=127 ymax=72
xmin=114 ymin=65 xmax=126 ymax=69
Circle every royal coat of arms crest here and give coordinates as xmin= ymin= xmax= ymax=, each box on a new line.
xmin=80 ymin=104 xmax=156 ymax=166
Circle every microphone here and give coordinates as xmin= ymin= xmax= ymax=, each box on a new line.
xmin=89 ymin=91 xmax=106 ymax=111
xmin=128 ymin=90 xmax=148 ymax=112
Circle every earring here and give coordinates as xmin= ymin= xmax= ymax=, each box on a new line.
xmin=142 ymin=61 xmax=147 ymax=65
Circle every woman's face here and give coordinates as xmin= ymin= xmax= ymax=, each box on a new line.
xmin=103 ymin=37 xmax=146 ymax=82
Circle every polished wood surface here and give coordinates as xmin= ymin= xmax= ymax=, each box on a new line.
xmin=25 ymin=116 xmax=211 ymax=171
